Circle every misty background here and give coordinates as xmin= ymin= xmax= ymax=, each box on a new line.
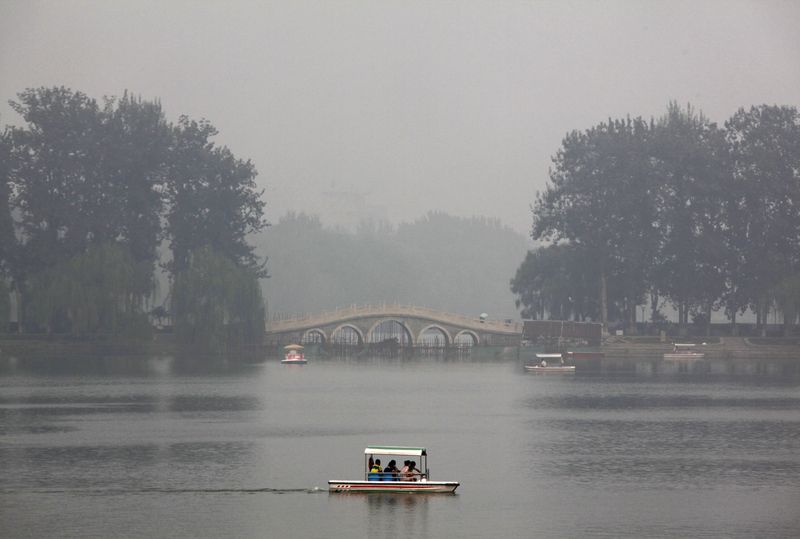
xmin=2 ymin=1 xmax=800 ymax=320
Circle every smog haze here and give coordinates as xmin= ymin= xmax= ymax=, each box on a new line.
xmin=2 ymin=0 xmax=799 ymax=233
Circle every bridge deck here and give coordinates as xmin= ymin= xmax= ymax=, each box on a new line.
xmin=267 ymin=304 xmax=521 ymax=335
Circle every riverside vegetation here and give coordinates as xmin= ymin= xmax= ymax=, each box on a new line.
xmin=0 ymin=87 xmax=267 ymax=352
xmin=512 ymin=103 xmax=800 ymax=338
xmin=2 ymin=92 xmax=798 ymax=350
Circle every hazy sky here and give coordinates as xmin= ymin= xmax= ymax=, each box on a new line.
xmin=2 ymin=0 xmax=799 ymax=233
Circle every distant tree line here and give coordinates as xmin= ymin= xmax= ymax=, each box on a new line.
xmin=511 ymin=102 xmax=800 ymax=337
xmin=0 ymin=87 xmax=267 ymax=349
xmin=254 ymin=211 xmax=529 ymax=320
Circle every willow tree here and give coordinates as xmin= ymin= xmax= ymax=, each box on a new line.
xmin=511 ymin=244 xmax=598 ymax=321
xmin=171 ymin=247 xmax=265 ymax=352
xmin=25 ymin=244 xmax=149 ymax=336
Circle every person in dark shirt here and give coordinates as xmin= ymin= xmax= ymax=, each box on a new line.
xmin=383 ymin=459 xmax=400 ymax=479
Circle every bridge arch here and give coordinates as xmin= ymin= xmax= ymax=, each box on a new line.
xmin=330 ymin=324 xmax=364 ymax=345
xmin=367 ymin=319 xmax=413 ymax=347
xmin=301 ymin=329 xmax=326 ymax=344
xmin=417 ymin=324 xmax=452 ymax=347
xmin=453 ymin=330 xmax=480 ymax=347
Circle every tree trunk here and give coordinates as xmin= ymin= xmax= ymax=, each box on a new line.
xmin=731 ymin=310 xmax=738 ymax=337
xmin=678 ymin=301 xmax=688 ymax=337
xmin=782 ymin=300 xmax=795 ymax=337
xmin=756 ymin=303 xmax=762 ymax=335
xmin=599 ymin=270 xmax=608 ymax=335
xmin=650 ymin=291 xmax=659 ymax=323
xmin=627 ymin=300 xmax=637 ymax=335
xmin=15 ymin=288 xmax=22 ymax=334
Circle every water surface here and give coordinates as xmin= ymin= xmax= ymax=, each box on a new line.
xmin=1 ymin=355 xmax=799 ymax=538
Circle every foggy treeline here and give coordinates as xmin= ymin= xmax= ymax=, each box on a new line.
xmin=0 ymin=87 xmax=266 ymax=349
xmin=512 ymin=102 xmax=800 ymax=337
xmin=254 ymin=211 xmax=529 ymax=320
xmin=3 ymin=88 xmax=799 ymax=343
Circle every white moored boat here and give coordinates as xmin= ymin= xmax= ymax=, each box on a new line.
xmin=535 ymin=353 xmax=564 ymax=361
xmin=525 ymin=353 xmax=575 ymax=373
xmin=525 ymin=364 xmax=576 ymax=373
xmin=328 ymin=445 xmax=459 ymax=494
xmin=663 ymin=343 xmax=705 ymax=360
xmin=281 ymin=344 xmax=307 ymax=364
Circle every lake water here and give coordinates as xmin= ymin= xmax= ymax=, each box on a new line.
xmin=1 ymin=354 xmax=799 ymax=538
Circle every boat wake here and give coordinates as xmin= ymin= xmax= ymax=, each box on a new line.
xmin=4 ymin=486 xmax=326 ymax=495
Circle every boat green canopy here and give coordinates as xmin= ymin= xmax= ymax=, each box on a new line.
xmin=364 ymin=446 xmax=427 ymax=456
xmin=283 ymin=344 xmax=304 ymax=350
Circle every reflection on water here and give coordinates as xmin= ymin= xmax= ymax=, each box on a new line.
xmin=1 ymin=354 xmax=799 ymax=538
xmin=366 ymin=494 xmax=430 ymax=538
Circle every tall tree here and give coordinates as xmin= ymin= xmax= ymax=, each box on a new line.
xmin=650 ymin=103 xmax=730 ymax=335
xmin=725 ymin=105 xmax=800 ymax=335
xmin=165 ymin=117 xmax=267 ymax=276
xmin=532 ymin=117 xmax=657 ymax=332
xmin=0 ymin=129 xmax=15 ymax=277
xmin=8 ymin=87 xmax=169 ymax=330
xmin=9 ymin=87 xmax=104 ymax=272
xmin=99 ymin=92 xmax=171 ymax=268
xmin=0 ymin=129 xmax=17 ymax=330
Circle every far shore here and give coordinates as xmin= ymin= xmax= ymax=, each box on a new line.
xmin=0 ymin=333 xmax=798 ymax=364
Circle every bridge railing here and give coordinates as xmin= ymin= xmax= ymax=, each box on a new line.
xmin=267 ymin=303 xmax=522 ymax=334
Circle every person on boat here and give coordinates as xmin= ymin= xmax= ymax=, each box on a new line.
xmin=399 ymin=460 xmax=411 ymax=481
xmin=370 ymin=459 xmax=383 ymax=473
xmin=384 ymin=460 xmax=400 ymax=479
xmin=407 ymin=461 xmax=422 ymax=482
xmin=540 ymin=360 xmax=547 ymax=367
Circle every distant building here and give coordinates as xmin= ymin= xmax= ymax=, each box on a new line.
xmin=317 ymin=187 xmax=388 ymax=232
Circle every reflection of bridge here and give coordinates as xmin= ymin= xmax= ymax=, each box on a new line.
xmin=265 ymin=304 xmax=522 ymax=347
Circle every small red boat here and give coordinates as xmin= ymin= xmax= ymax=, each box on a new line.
xmin=281 ymin=344 xmax=307 ymax=364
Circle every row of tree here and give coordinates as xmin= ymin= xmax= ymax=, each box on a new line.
xmin=0 ymin=87 xmax=267 ymax=348
xmin=254 ymin=211 xmax=529 ymax=320
xmin=511 ymin=103 xmax=800 ymax=336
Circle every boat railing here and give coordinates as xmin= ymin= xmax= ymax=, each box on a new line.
xmin=367 ymin=472 xmax=427 ymax=482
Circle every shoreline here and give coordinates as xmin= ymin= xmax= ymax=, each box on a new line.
xmin=1 ymin=335 xmax=798 ymax=365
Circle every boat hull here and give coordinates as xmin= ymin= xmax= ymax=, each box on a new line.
xmin=328 ymin=480 xmax=459 ymax=493
xmin=281 ymin=358 xmax=307 ymax=364
xmin=524 ymin=365 xmax=576 ymax=373
xmin=663 ymin=353 xmax=704 ymax=360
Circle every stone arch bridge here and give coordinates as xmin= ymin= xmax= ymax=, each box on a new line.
xmin=265 ymin=304 xmax=523 ymax=348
